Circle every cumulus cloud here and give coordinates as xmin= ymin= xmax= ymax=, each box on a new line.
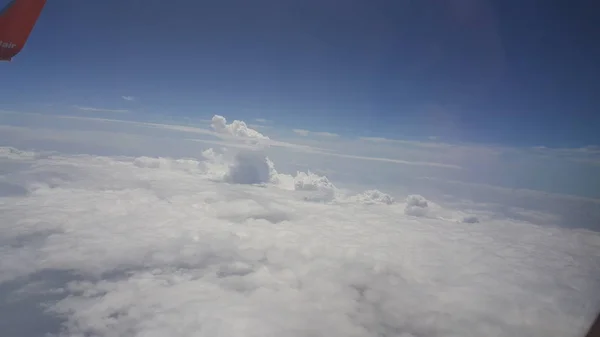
xmin=211 ymin=115 xmax=269 ymax=140
xmin=349 ymin=189 xmax=395 ymax=205
xmin=292 ymin=170 xmax=337 ymax=202
xmin=218 ymin=150 xmax=337 ymax=202
xmin=224 ymin=150 xmax=275 ymax=185
xmin=404 ymin=194 xmax=430 ymax=216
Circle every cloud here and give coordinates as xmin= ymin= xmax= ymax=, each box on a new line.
xmin=224 ymin=150 xmax=275 ymax=184
xmin=347 ymin=190 xmax=395 ymax=205
xmin=73 ymin=105 xmax=129 ymax=113
xmin=358 ymin=136 xmax=452 ymax=149
xmin=133 ymin=156 xmax=202 ymax=171
xmin=404 ymin=194 xmax=430 ymax=216
xmin=4 ymin=110 xmax=600 ymax=205
xmin=293 ymin=129 xmax=310 ymax=136
xmin=291 ymin=170 xmax=337 ymax=202
xmin=249 ymin=124 xmax=272 ymax=130
xmin=211 ymin=115 xmax=269 ymax=140
xmin=359 ymin=136 xmax=395 ymax=143
xmin=294 ymin=129 xmax=339 ymax=138
xmin=0 ymin=146 xmax=37 ymax=160
xmin=0 ymin=145 xmax=599 ymax=337
xmin=121 ymin=96 xmax=136 ymax=101
xmin=462 ymin=215 xmax=480 ymax=223
xmin=529 ymin=145 xmax=600 ymax=166
xmin=314 ymin=131 xmax=339 ymax=138
xmin=218 ymin=150 xmax=337 ymax=202
xmin=0 ymin=111 xmax=466 ymax=170
xmin=345 ymin=152 xmax=461 ymax=169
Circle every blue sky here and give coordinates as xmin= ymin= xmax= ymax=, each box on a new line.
xmin=1 ymin=0 xmax=599 ymax=147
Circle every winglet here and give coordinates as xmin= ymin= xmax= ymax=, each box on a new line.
xmin=0 ymin=0 xmax=46 ymax=61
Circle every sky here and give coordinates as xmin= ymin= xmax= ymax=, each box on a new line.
xmin=1 ymin=0 xmax=599 ymax=147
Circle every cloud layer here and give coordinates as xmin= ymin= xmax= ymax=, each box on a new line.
xmin=1 ymin=144 xmax=599 ymax=337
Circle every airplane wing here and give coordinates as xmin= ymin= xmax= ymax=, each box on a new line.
xmin=0 ymin=0 xmax=46 ymax=61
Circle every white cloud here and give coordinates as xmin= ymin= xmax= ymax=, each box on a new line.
xmin=404 ymin=194 xmax=430 ymax=216
xmin=0 ymin=146 xmax=36 ymax=160
xmin=359 ymin=136 xmax=395 ymax=143
xmin=211 ymin=115 xmax=269 ymax=140
xmin=249 ymin=123 xmax=272 ymax=130
xmin=294 ymin=129 xmax=339 ymax=138
xmin=291 ymin=170 xmax=337 ymax=202
xmin=73 ymin=105 xmax=129 ymax=113
xmin=293 ymin=129 xmax=310 ymax=136
xmin=122 ymin=96 xmax=136 ymax=101
xmin=358 ymin=136 xmax=453 ymax=149
xmin=224 ymin=150 xmax=275 ymax=184
xmin=0 ymin=111 xmax=466 ymax=170
xmin=314 ymin=131 xmax=339 ymax=138
xmin=347 ymin=190 xmax=395 ymax=205
xmin=0 ymin=145 xmax=599 ymax=337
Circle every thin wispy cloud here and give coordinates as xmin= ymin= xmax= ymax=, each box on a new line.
xmin=73 ymin=105 xmax=129 ymax=113
xmin=313 ymin=131 xmax=340 ymax=138
xmin=121 ymin=96 xmax=136 ymax=101
xmin=249 ymin=124 xmax=272 ymax=130
xmin=293 ymin=129 xmax=310 ymax=136
xmin=359 ymin=136 xmax=395 ymax=143
xmin=254 ymin=118 xmax=271 ymax=124
xmin=294 ymin=129 xmax=339 ymax=138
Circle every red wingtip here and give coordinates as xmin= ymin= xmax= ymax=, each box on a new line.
xmin=0 ymin=0 xmax=46 ymax=60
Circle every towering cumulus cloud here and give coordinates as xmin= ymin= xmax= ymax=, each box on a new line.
xmin=0 ymin=114 xmax=599 ymax=337
xmin=225 ymin=150 xmax=275 ymax=184
xmin=404 ymin=194 xmax=429 ymax=216
xmin=211 ymin=114 xmax=269 ymax=140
